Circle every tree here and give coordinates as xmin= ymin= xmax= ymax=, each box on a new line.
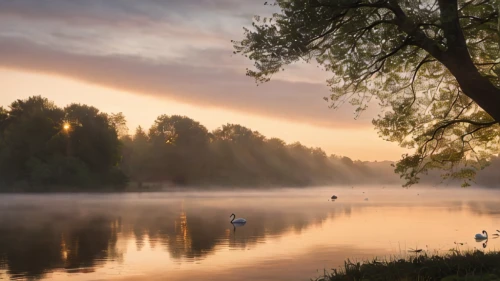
xmin=0 ymin=97 xmax=127 ymax=190
xmin=0 ymin=106 xmax=7 ymax=131
xmin=233 ymin=0 xmax=500 ymax=186
xmin=121 ymin=126 xmax=151 ymax=185
xmin=64 ymin=105 xmax=112 ymax=173
xmin=0 ymin=107 xmax=8 ymax=174
xmin=108 ymin=112 xmax=129 ymax=138
xmin=148 ymin=115 xmax=210 ymax=185
xmin=210 ymin=124 xmax=268 ymax=184
xmin=0 ymin=96 xmax=65 ymax=185
xmin=212 ymin=123 xmax=266 ymax=144
xmin=64 ymin=104 xmax=126 ymax=186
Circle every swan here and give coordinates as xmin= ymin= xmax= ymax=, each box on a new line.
xmin=475 ymin=230 xmax=488 ymax=240
xmin=230 ymin=213 xmax=246 ymax=224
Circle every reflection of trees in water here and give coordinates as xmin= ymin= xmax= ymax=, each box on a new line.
xmin=121 ymin=201 xmax=353 ymax=261
xmin=444 ymin=201 xmax=464 ymax=213
xmin=0 ymin=198 xmax=353 ymax=279
xmin=0 ymin=223 xmax=62 ymax=279
xmin=0 ymin=211 xmax=123 ymax=280
xmin=464 ymin=201 xmax=500 ymax=216
xmin=62 ymin=217 xmax=123 ymax=270
xmin=122 ymin=206 xmax=238 ymax=260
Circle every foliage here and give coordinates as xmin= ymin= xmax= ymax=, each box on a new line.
xmin=147 ymin=115 xmax=211 ymax=184
xmin=0 ymin=96 xmax=402 ymax=191
xmin=316 ymin=250 xmax=500 ymax=281
xmin=108 ymin=112 xmax=129 ymax=138
xmin=0 ymin=96 xmax=128 ymax=191
xmin=233 ymin=0 xmax=500 ymax=187
xmin=124 ymin=120 xmax=390 ymax=187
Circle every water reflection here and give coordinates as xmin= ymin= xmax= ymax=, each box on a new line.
xmin=0 ymin=194 xmax=347 ymax=279
xmin=0 ymin=187 xmax=499 ymax=280
xmin=231 ymin=221 xmax=247 ymax=233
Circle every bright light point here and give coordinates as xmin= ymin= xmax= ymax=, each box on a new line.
xmin=63 ymin=123 xmax=70 ymax=130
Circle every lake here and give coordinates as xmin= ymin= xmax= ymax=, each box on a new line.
xmin=1 ymin=186 xmax=500 ymax=281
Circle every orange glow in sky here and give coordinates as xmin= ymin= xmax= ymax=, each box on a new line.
xmin=0 ymin=0 xmax=411 ymax=161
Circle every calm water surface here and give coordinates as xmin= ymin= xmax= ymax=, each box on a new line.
xmin=1 ymin=186 xmax=500 ymax=281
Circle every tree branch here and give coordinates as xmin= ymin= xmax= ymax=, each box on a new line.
xmin=420 ymin=118 xmax=498 ymax=155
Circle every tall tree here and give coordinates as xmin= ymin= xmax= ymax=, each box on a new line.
xmin=148 ymin=115 xmax=210 ymax=185
xmin=108 ymin=112 xmax=129 ymax=138
xmin=234 ymin=0 xmax=500 ymax=186
xmin=64 ymin=104 xmax=122 ymax=178
xmin=0 ymin=96 xmax=65 ymax=185
xmin=0 ymin=107 xmax=8 ymax=170
xmin=121 ymin=126 xmax=151 ymax=184
xmin=211 ymin=124 xmax=269 ymax=184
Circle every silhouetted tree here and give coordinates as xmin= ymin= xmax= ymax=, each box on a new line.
xmin=0 ymin=96 xmax=127 ymax=191
xmin=148 ymin=115 xmax=210 ymax=185
xmin=64 ymin=103 xmax=125 ymax=186
xmin=121 ymin=126 xmax=151 ymax=187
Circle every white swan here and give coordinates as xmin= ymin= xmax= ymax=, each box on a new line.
xmin=230 ymin=213 xmax=246 ymax=224
xmin=475 ymin=230 xmax=488 ymax=240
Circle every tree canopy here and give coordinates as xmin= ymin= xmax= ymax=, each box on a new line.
xmin=0 ymin=96 xmax=406 ymax=191
xmin=233 ymin=0 xmax=500 ymax=186
xmin=0 ymin=96 xmax=127 ymax=190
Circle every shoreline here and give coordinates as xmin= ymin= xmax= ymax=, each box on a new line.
xmin=315 ymin=250 xmax=500 ymax=281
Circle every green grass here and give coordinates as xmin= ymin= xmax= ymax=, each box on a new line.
xmin=314 ymin=250 xmax=500 ymax=281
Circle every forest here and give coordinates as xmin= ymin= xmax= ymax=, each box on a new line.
xmin=0 ymin=96 xmax=498 ymax=192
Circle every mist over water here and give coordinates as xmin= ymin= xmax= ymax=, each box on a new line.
xmin=1 ymin=186 xmax=500 ymax=281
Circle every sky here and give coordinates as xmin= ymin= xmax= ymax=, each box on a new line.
xmin=0 ymin=0 xmax=407 ymax=161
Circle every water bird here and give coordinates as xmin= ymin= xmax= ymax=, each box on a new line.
xmin=474 ymin=230 xmax=488 ymax=240
xmin=230 ymin=213 xmax=246 ymax=224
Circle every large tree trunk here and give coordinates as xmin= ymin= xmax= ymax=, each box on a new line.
xmin=441 ymin=52 xmax=500 ymax=122
xmin=435 ymin=0 xmax=500 ymax=122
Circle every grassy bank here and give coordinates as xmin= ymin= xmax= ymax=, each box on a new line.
xmin=315 ymin=251 xmax=500 ymax=281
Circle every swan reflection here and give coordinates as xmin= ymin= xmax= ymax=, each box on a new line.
xmin=231 ymin=221 xmax=247 ymax=233
xmin=473 ymin=238 xmax=488 ymax=249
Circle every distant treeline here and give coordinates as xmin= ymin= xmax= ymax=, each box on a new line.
xmin=0 ymin=96 xmax=398 ymax=191
xmin=0 ymin=96 xmax=498 ymax=191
